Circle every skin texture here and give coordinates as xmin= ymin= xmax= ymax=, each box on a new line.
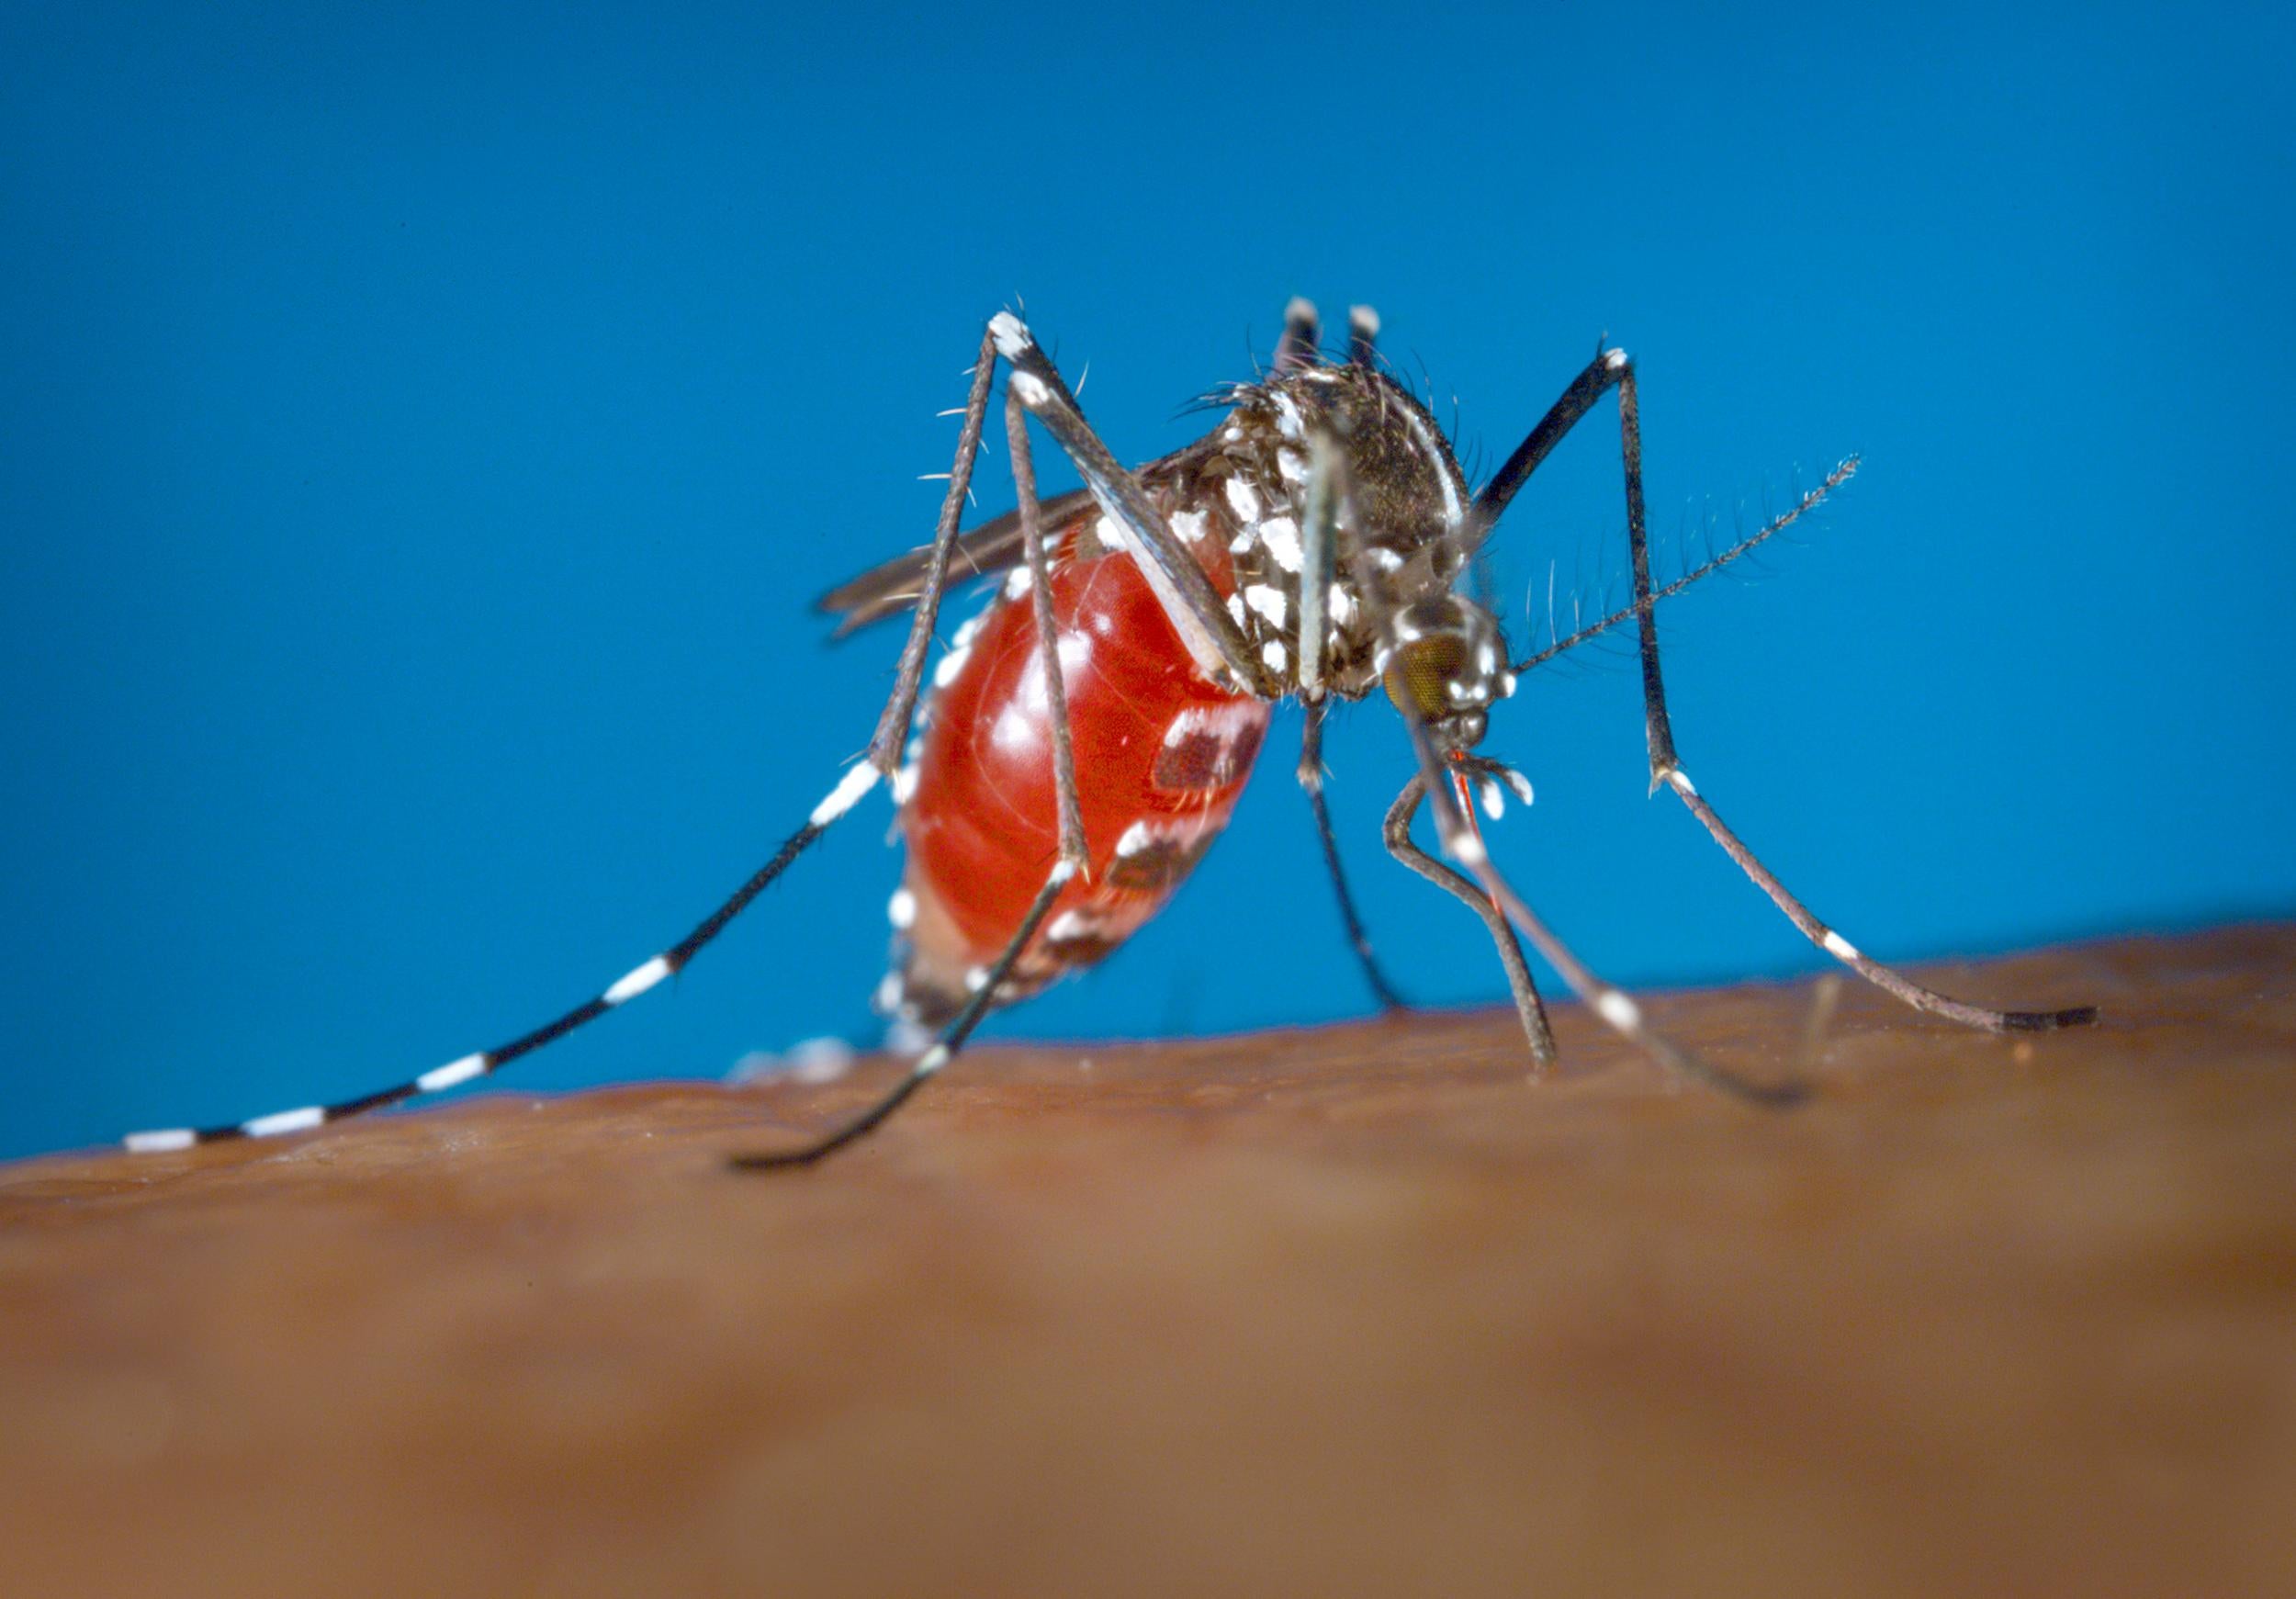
xmin=4 ymin=928 xmax=2291 ymax=1598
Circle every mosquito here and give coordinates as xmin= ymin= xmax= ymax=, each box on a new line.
xmin=124 ymin=299 xmax=2097 ymax=1165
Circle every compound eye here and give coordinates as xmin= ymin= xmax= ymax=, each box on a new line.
xmin=1383 ymin=634 xmax=1470 ymax=723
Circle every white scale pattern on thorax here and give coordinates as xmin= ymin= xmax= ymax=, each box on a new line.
xmin=1201 ymin=381 xmax=1444 ymax=701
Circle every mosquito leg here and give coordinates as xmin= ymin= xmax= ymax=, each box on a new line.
xmin=864 ymin=325 xmax=1003 ymax=773
xmin=1291 ymin=422 xmax=1403 ymax=1009
xmin=122 ymin=728 xmax=896 ymax=1151
xmin=1387 ymin=756 xmax=1799 ymax=1106
xmin=989 ymin=311 xmax=1282 ymax=696
xmin=1604 ymin=360 xmax=2095 ymax=1032
xmin=1286 ymin=412 xmax=1404 ymax=1009
xmin=733 ymin=389 xmax=1096 ymax=1167
xmin=1457 ymin=344 xmax=1633 ymax=556
xmin=1299 ymin=700 xmax=1409 ymax=1013
xmin=1657 ymin=771 xmax=2095 ymax=1030
xmin=1297 ymin=426 xmax=1341 ymax=696
xmin=1345 ymin=406 xmax=1794 ymax=1103
xmin=122 ymin=327 xmax=1011 ymax=1154
xmin=729 ymin=857 xmax=1076 ymax=1168
xmin=1468 ymin=347 xmax=2093 ymax=1034
xmin=1007 ymin=388 xmax=1090 ymax=878
xmin=1380 ymin=772 xmax=1550 ymax=1062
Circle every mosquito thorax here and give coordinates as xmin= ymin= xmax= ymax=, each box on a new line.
xmin=1378 ymin=594 xmax=1515 ymax=749
xmin=1200 ymin=362 xmax=1473 ymax=701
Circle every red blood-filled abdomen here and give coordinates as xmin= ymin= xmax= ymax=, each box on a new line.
xmin=886 ymin=542 xmax=1269 ymax=1025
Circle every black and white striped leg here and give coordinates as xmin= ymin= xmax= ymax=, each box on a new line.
xmin=729 ymin=858 xmax=1075 ymax=1168
xmin=732 ymin=388 xmax=1097 ymax=1167
xmin=121 ymin=327 xmax=1012 ymax=1154
xmin=122 ymin=754 xmax=891 ymax=1153
xmin=988 ymin=311 xmax=1283 ymax=696
xmin=1658 ymin=770 xmax=2095 ymax=1031
xmin=1352 ymin=500 xmax=1793 ymax=1103
xmin=1601 ymin=361 xmax=2095 ymax=1033
xmin=1472 ymin=348 xmax=2094 ymax=1035
xmin=1380 ymin=772 xmax=1550 ymax=1062
xmin=1300 ymin=699 xmax=1409 ymax=1013
xmin=1388 ymin=745 xmax=1800 ymax=1106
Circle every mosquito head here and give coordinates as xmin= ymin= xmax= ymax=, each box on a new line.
xmin=1378 ymin=594 xmax=1516 ymax=750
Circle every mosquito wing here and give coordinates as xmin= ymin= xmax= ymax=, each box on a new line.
xmin=815 ymin=437 xmax=1221 ymax=637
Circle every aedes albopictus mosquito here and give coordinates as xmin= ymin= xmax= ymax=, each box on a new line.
xmin=124 ymin=299 xmax=2097 ymax=1165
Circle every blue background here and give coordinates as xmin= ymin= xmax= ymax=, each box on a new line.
xmin=5 ymin=1 xmax=2290 ymax=1159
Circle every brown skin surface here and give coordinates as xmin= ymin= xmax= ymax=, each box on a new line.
xmin=4 ymin=928 xmax=2292 ymax=1598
